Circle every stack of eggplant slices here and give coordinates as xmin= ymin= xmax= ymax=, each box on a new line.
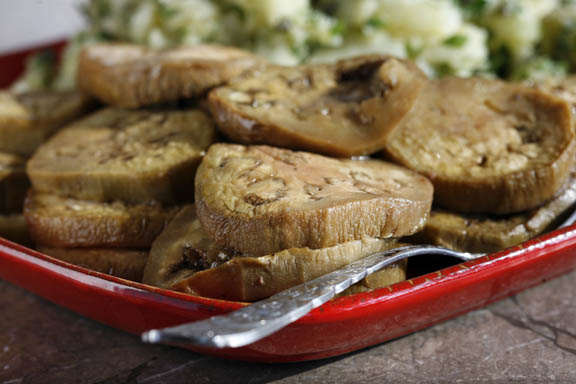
xmin=2 ymin=43 xmax=576 ymax=301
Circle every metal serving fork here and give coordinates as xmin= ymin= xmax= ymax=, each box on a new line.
xmin=141 ymin=209 xmax=576 ymax=349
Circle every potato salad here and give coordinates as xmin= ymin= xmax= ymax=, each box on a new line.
xmin=12 ymin=0 xmax=576 ymax=91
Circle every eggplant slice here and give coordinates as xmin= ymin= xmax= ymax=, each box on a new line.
xmin=195 ymin=144 xmax=433 ymax=256
xmin=384 ymin=77 xmax=576 ymax=214
xmin=28 ymin=108 xmax=215 ymax=204
xmin=25 ymin=191 xmax=178 ymax=248
xmin=0 ymin=91 xmax=95 ymax=156
xmin=78 ymin=43 xmax=263 ymax=108
xmin=209 ymin=55 xmax=427 ymax=157
xmin=143 ymin=205 xmax=406 ymax=302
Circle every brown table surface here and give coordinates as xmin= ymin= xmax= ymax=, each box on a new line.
xmin=1 ymin=268 xmax=575 ymax=384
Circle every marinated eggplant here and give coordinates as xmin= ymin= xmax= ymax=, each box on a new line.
xmin=195 ymin=144 xmax=433 ymax=256
xmin=78 ymin=43 xmax=263 ymax=108
xmin=384 ymin=77 xmax=576 ymax=214
xmin=209 ymin=55 xmax=427 ymax=157
xmin=28 ymin=108 xmax=215 ymax=204
xmin=39 ymin=247 xmax=148 ymax=281
xmin=410 ymin=178 xmax=576 ymax=253
xmin=0 ymin=91 xmax=95 ymax=156
xmin=143 ymin=205 xmax=406 ymax=301
xmin=24 ymin=191 xmax=178 ymax=248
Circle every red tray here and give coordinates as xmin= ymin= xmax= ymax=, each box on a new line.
xmin=2 ymin=42 xmax=576 ymax=363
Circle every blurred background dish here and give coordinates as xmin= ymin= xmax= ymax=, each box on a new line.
xmin=7 ymin=0 xmax=576 ymax=93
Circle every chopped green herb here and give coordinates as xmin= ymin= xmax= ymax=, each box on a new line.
xmin=290 ymin=43 xmax=309 ymax=60
xmin=494 ymin=2 xmax=523 ymax=17
xmin=95 ymin=0 xmax=112 ymax=18
xmin=489 ymin=45 xmax=513 ymax=78
xmin=547 ymin=24 xmax=576 ymax=71
xmin=456 ymin=0 xmax=488 ymax=19
xmin=172 ymin=27 xmax=189 ymax=43
xmin=406 ymin=42 xmax=423 ymax=60
xmin=443 ymin=34 xmax=468 ymax=48
xmin=434 ymin=62 xmax=456 ymax=77
xmin=223 ymin=3 xmax=246 ymax=21
xmin=366 ymin=17 xmax=386 ymax=29
xmin=157 ymin=2 xmax=178 ymax=18
xmin=10 ymin=50 xmax=56 ymax=92
xmin=307 ymin=40 xmax=323 ymax=55
xmin=311 ymin=0 xmax=339 ymax=16
xmin=331 ymin=21 xmax=346 ymax=36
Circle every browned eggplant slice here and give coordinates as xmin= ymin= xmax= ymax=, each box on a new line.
xmin=410 ymin=178 xmax=576 ymax=253
xmin=208 ymin=55 xmax=427 ymax=157
xmin=143 ymin=205 xmax=406 ymax=302
xmin=195 ymin=144 xmax=433 ymax=256
xmin=78 ymin=43 xmax=263 ymax=108
xmin=0 ymin=91 xmax=95 ymax=156
xmin=384 ymin=77 xmax=575 ymax=214
xmin=38 ymin=247 xmax=148 ymax=282
xmin=27 ymin=108 xmax=215 ymax=204
xmin=24 ymin=191 xmax=178 ymax=248
xmin=529 ymin=76 xmax=576 ymax=106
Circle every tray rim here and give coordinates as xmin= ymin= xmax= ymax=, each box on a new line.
xmin=2 ymin=224 xmax=576 ymax=363
xmin=2 ymin=223 xmax=576 ymax=322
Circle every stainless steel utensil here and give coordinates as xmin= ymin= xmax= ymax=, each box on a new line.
xmin=141 ymin=209 xmax=576 ymax=349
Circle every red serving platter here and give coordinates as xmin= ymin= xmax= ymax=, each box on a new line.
xmin=2 ymin=42 xmax=576 ymax=363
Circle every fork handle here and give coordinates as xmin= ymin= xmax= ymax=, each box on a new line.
xmin=142 ymin=245 xmax=476 ymax=349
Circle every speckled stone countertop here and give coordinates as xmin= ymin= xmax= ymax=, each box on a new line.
xmin=1 ymin=269 xmax=575 ymax=384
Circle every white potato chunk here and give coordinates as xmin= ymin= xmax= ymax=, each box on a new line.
xmin=376 ymin=0 xmax=463 ymax=42
xmin=337 ymin=0 xmax=379 ymax=25
xmin=420 ymin=23 xmax=489 ymax=76
xmin=309 ymin=31 xmax=406 ymax=64
xmin=230 ymin=0 xmax=310 ymax=26
xmin=484 ymin=0 xmax=559 ymax=59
